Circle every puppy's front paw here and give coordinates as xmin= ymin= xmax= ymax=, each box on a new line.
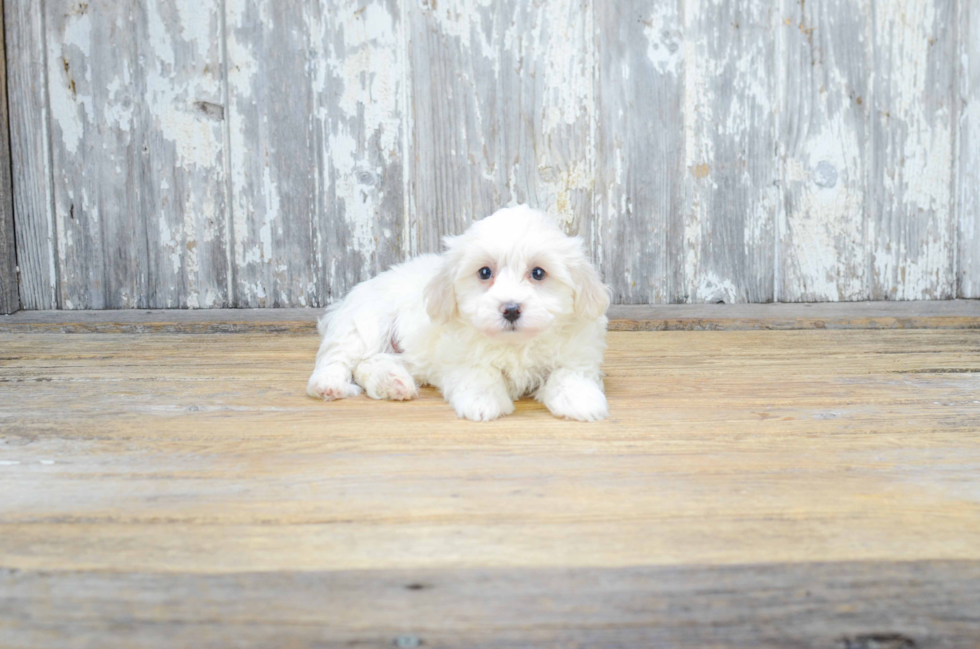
xmin=451 ymin=391 xmax=515 ymax=422
xmin=541 ymin=376 xmax=608 ymax=422
xmin=307 ymin=366 xmax=362 ymax=401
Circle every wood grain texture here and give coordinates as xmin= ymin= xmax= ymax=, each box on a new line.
xmin=6 ymin=0 xmax=978 ymax=308
xmin=5 ymin=0 xmax=57 ymax=309
xmin=135 ymin=0 xmax=231 ymax=309
xmin=0 ymin=0 xmax=18 ymax=314
xmin=1 ymin=301 xmax=979 ymax=334
xmin=2 ymin=562 xmax=979 ymax=648
xmin=226 ymin=0 xmax=405 ymax=307
xmin=313 ymin=0 xmax=406 ymax=301
xmin=42 ymin=0 xmax=230 ymax=309
xmin=958 ymin=0 xmax=979 ymax=298
xmin=778 ymin=0 xmax=871 ymax=302
xmin=682 ymin=0 xmax=779 ymax=304
xmin=594 ymin=0 xmax=685 ymax=304
xmin=225 ymin=0 xmax=319 ymax=307
xmin=1 ymin=329 xmax=979 ymax=645
xmin=408 ymin=0 xmax=594 ymax=253
xmin=44 ymin=0 xmax=119 ymax=308
xmin=870 ymin=0 xmax=956 ymax=300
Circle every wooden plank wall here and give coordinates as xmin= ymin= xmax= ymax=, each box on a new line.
xmin=0 ymin=0 xmax=18 ymax=314
xmin=4 ymin=0 xmax=979 ymax=309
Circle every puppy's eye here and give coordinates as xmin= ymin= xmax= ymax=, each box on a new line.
xmin=531 ymin=267 xmax=546 ymax=281
xmin=478 ymin=266 xmax=492 ymax=280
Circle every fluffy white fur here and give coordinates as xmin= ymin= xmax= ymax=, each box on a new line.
xmin=307 ymin=205 xmax=611 ymax=421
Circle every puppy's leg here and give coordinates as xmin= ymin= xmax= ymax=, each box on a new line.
xmin=307 ymin=304 xmax=381 ymax=401
xmin=307 ymin=363 xmax=363 ymax=401
xmin=441 ymin=368 xmax=515 ymax=422
xmin=354 ymin=353 xmax=418 ymax=401
xmin=537 ymin=369 xmax=608 ymax=422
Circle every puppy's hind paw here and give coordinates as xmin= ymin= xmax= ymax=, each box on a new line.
xmin=367 ymin=369 xmax=418 ymax=401
xmin=354 ymin=355 xmax=419 ymax=401
xmin=307 ymin=367 xmax=362 ymax=401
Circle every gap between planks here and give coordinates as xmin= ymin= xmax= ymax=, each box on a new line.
xmin=0 ymin=301 xmax=978 ymax=334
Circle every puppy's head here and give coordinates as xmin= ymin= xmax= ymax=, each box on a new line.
xmin=424 ymin=205 xmax=609 ymax=341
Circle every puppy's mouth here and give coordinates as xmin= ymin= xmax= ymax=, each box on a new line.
xmin=496 ymin=320 xmax=538 ymax=339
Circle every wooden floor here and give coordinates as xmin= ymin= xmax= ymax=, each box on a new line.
xmin=2 ymin=323 xmax=980 ymax=647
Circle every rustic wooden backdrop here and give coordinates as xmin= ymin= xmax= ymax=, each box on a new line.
xmin=5 ymin=0 xmax=979 ymax=309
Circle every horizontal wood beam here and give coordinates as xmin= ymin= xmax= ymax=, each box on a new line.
xmin=1 ymin=301 xmax=978 ymax=334
xmin=3 ymin=561 xmax=977 ymax=648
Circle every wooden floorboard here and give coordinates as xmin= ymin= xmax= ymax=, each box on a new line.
xmin=1 ymin=300 xmax=978 ymax=334
xmin=1 ymin=329 xmax=979 ymax=646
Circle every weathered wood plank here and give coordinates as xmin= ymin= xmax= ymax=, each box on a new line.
xmin=225 ymin=0 xmax=405 ymax=308
xmin=408 ymin=0 xmax=594 ymax=253
xmin=1 ymin=328 xmax=979 ymax=643
xmin=958 ymin=0 xmax=979 ymax=298
xmin=135 ymin=0 xmax=231 ymax=309
xmin=870 ymin=0 xmax=956 ymax=300
xmin=312 ymin=0 xmax=407 ymax=302
xmin=5 ymin=0 xmax=57 ymax=309
xmin=2 ymin=301 xmax=980 ymax=334
xmin=2 ymin=562 xmax=978 ymax=648
xmin=778 ymin=0 xmax=871 ymax=302
xmin=225 ymin=0 xmax=319 ymax=307
xmin=594 ymin=0 xmax=685 ymax=304
xmin=0 ymin=0 xmax=18 ymax=314
xmin=42 ymin=0 xmax=230 ymax=309
xmin=7 ymin=0 xmax=975 ymax=309
xmin=45 ymin=0 xmax=128 ymax=308
xmin=0 ymin=330 xmax=978 ymax=570
xmin=683 ymin=0 xmax=779 ymax=304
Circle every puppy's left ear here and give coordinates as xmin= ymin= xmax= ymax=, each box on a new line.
xmin=424 ymin=263 xmax=457 ymax=323
xmin=569 ymin=242 xmax=610 ymax=320
xmin=424 ymin=235 xmax=461 ymax=323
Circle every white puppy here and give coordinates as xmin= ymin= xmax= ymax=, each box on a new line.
xmin=306 ymin=205 xmax=610 ymax=421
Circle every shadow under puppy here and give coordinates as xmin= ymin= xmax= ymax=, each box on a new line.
xmin=307 ymin=205 xmax=610 ymax=421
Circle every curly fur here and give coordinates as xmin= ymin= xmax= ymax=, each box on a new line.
xmin=307 ymin=205 xmax=611 ymax=421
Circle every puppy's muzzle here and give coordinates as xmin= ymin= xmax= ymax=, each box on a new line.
xmin=501 ymin=302 xmax=522 ymax=323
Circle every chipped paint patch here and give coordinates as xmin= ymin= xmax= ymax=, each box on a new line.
xmin=643 ymin=8 xmax=683 ymax=76
xmin=48 ymin=12 xmax=92 ymax=155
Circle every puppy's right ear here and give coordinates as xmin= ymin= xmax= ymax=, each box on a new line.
xmin=424 ymin=235 xmax=460 ymax=323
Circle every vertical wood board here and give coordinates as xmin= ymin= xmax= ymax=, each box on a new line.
xmin=0 ymin=0 xmax=18 ymax=314
xmin=313 ymin=0 xmax=407 ymax=302
xmin=226 ymin=0 xmax=321 ymax=307
xmin=41 ymin=0 xmax=230 ymax=309
xmin=958 ymin=0 xmax=979 ymax=298
xmin=681 ymin=0 xmax=779 ymax=304
xmin=5 ymin=0 xmax=57 ymax=309
xmin=408 ymin=0 xmax=594 ymax=254
xmin=226 ymin=0 xmax=405 ymax=307
xmin=594 ymin=0 xmax=686 ymax=304
xmin=870 ymin=0 xmax=956 ymax=300
xmin=777 ymin=0 xmax=872 ymax=302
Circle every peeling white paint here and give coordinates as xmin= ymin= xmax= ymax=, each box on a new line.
xmin=144 ymin=0 xmax=224 ymax=169
xmin=48 ymin=12 xmax=93 ymax=156
xmin=643 ymin=8 xmax=682 ymax=76
xmin=328 ymin=130 xmax=377 ymax=258
xmin=873 ymin=0 xmax=954 ymax=300
xmin=317 ymin=0 xmax=405 ymax=283
xmin=18 ymin=0 xmax=973 ymax=309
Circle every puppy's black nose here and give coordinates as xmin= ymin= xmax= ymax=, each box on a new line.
xmin=501 ymin=303 xmax=521 ymax=323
